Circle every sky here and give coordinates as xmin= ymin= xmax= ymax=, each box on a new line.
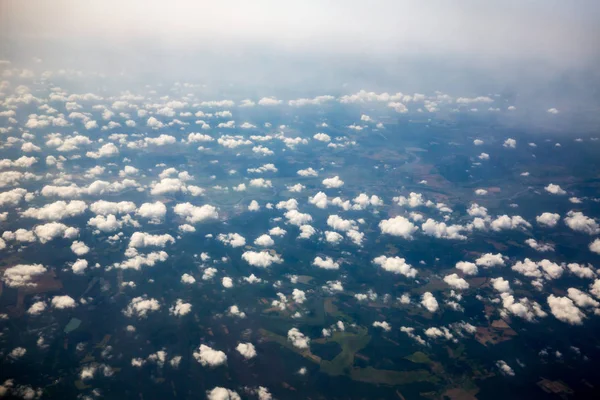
xmin=2 ymin=0 xmax=600 ymax=131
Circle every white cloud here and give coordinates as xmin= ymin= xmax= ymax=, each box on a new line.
xmin=297 ymin=168 xmax=318 ymax=177
xmin=254 ymin=234 xmax=274 ymax=247
xmin=123 ymin=296 xmax=161 ymax=318
xmin=475 ymin=253 xmax=505 ymax=268
xmin=136 ymin=202 xmax=167 ymax=223
xmin=496 ymin=360 xmax=515 ymax=376
xmin=443 ymin=273 xmax=469 ymax=289
xmin=547 ymin=295 xmax=585 ymax=325
xmin=86 ymin=143 xmax=119 ymax=159
xmin=51 ymin=295 xmax=76 ymax=309
xmin=90 ymin=200 xmax=136 ymax=215
xmin=322 ymin=176 xmax=344 ymax=188
xmin=27 ymin=300 xmax=47 ymax=315
xmin=421 ymin=219 xmax=467 ymax=240
xmin=173 ymin=202 xmax=218 ymax=223
xmin=309 ymin=191 xmax=328 ymax=208
xmin=287 ymin=328 xmax=310 ymax=349
xmin=455 ymin=261 xmax=478 ymax=275
xmin=324 ymin=231 xmax=343 ymax=244
xmin=372 ymin=321 xmax=391 ymax=331
xmin=2 ymin=264 xmax=47 ymax=288
xmin=236 ymin=342 xmax=257 ymax=359
xmin=564 ymin=211 xmax=599 ymax=234
xmin=536 ymin=212 xmax=560 ymax=227
xmin=193 ymin=344 xmax=227 ymax=367
xmin=544 ymin=183 xmax=566 ymax=195
xmin=373 ymin=255 xmax=417 ymax=278
xmin=490 ymin=277 xmax=511 ymax=293
xmin=70 ymin=240 xmax=90 ymax=256
xmin=313 ymin=256 xmax=339 ymax=270
xmin=490 ymin=215 xmax=531 ymax=231
xmin=525 ymin=238 xmax=554 ymax=252
xmin=206 ymin=387 xmax=240 ymax=400
xmin=590 ymin=239 xmax=600 ymax=254
xmin=34 ymin=222 xmax=79 ymax=243
xmin=169 ymin=299 xmax=192 ymax=316
xmin=379 ymin=216 xmax=418 ymax=239
xmin=258 ymin=97 xmax=282 ymax=106
xmin=503 ymin=138 xmax=516 ymax=148
xmin=218 ymin=233 xmax=246 ymax=248
xmin=129 ymin=232 xmax=175 ymax=248
xmin=313 ymin=133 xmax=331 ymax=142
xmin=181 ymin=273 xmax=196 ymax=284
xmin=242 ymin=251 xmax=283 ymax=268
xmin=72 ymin=259 xmax=88 ymax=275
xmin=285 ymin=210 xmax=313 ymax=226
xmin=421 ymin=292 xmax=439 ymax=312
xmin=21 ymin=200 xmax=87 ymax=221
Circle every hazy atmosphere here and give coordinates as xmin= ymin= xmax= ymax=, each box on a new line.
xmin=1 ymin=2 xmax=600 ymax=400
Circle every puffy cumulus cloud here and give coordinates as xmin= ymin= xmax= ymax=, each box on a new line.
xmin=0 ymin=156 xmax=38 ymax=169
xmin=289 ymin=95 xmax=335 ymax=107
xmin=21 ymin=200 xmax=87 ymax=221
xmin=393 ymin=192 xmax=425 ymax=208
xmin=287 ymin=183 xmax=305 ymax=193
xmin=150 ymin=178 xmax=187 ymax=195
xmin=297 ymin=167 xmax=318 ymax=177
xmin=323 ymin=280 xmax=344 ymax=293
xmin=173 ymin=202 xmax=218 ymax=223
xmin=249 ymin=178 xmax=272 ymax=188
xmin=544 ymin=183 xmax=567 ymax=195
xmin=511 ymin=258 xmax=542 ymax=278
xmin=496 ymin=360 xmax=515 ymax=376
xmin=421 ymin=219 xmax=467 ymax=240
xmin=313 ymin=133 xmax=331 ymax=142
xmin=9 ymin=347 xmax=27 ymax=359
xmin=258 ymin=97 xmax=282 ymax=106
xmin=379 ymin=216 xmax=418 ymax=239
xmin=567 ymin=263 xmax=596 ymax=279
xmin=2 ymin=264 xmax=47 ymax=288
xmin=88 ymin=214 xmax=122 ymax=233
xmin=193 ymin=344 xmax=227 ymax=367
xmin=254 ymin=234 xmax=274 ymax=247
xmin=86 ymin=143 xmax=119 ymax=159
xmin=90 ymin=200 xmax=136 ymax=215
xmin=71 ymin=259 xmax=88 ymax=275
xmin=325 ymin=231 xmax=343 ymax=244
xmin=248 ymin=200 xmax=260 ymax=211
xmin=218 ymin=233 xmax=246 ymax=248
xmin=236 ymin=342 xmax=257 ymax=359
xmin=287 ymin=328 xmax=310 ymax=349
xmin=70 ymin=240 xmax=90 ymax=256
xmin=146 ymin=116 xmax=164 ymax=129
xmin=500 ymin=293 xmax=547 ymax=321
xmin=276 ymin=199 xmax=298 ymax=210
xmin=169 ymin=299 xmax=192 ymax=316
xmin=590 ymin=239 xmax=600 ymax=254
xmin=536 ymin=212 xmax=560 ymax=227
xmin=547 ymin=295 xmax=585 ymax=325
xmin=525 ymin=238 xmax=554 ymax=252
xmin=322 ymin=176 xmax=344 ymax=188
xmin=503 ymin=138 xmax=516 ymax=148
xmin=1 ymin=228 xmax=36 ymax=243
xmin=34 ymin=222 xmax=79 ymax=243
xmin=0 ymin=188 xmax=29 ymax=206
xmin=490 ymin=215 xmax=531 ymax=231
xmin=27 ymin=300 xmax=47 ymax=315
xmin=475 ymin=253 xmax=505 ymax=268
xmin=372 ymin=321 xmax=391 ymax=332
xmin=123 ymin=296 xmax=161 ymax=318
xmin=564 ymin=211 xmax=599 ymax=235
xmin=421 ymin=292 xmax=439 ymax=313
xmin=591 ymin=280 xmax=600 ymax=299
xmin=298 ymin=224 xmax=316 ymax=239
xmin=326 ymin=215 xmax=356 ymax=232
xmin=242 ymin=251 xmax=283 ymax=268
xmin=455 ymin=261 xmax=478 ymax=276
xmin=285 ymin=209 xmax=313 ymax=226
xmin=206 ymin=387 xmax=241 ymax=400
xmin=269 ymin=227 xmax=286 ymax=236
xmin=490 ymin=277 xmax=511 ymax=293
xmin=352 ymin=193 xmax=383 ymax=209
xmin=312 ymin=256 xmax=339 ymax=270
xmin=181 ymin=273 xmax=196 ymax=284
xmin=292 ymin=288 xmax=307 ymax=304
xmin=51 ymin=295 xmax=76 ymax=309
xmin=129 ymin=232 xmax=175 ymax=248
xmin=567 ymin=288 xmax=599 ymax=309
xmin=373 ymin=255 xmax=417 ymax=278
xmin=443 ymin=273 xmax=469 ymax=290
xmin=467 ymin=203 xmax=488 ymax=217
xmin=228 ymin=305 xmax=246 ymax=318
xmin=115 ymin=249 xmax=168 ymax=270
xmin=136 ymin=202 xmax=167 ymax=223
xmin=309 ymin=191 xmax=328 ymax=209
